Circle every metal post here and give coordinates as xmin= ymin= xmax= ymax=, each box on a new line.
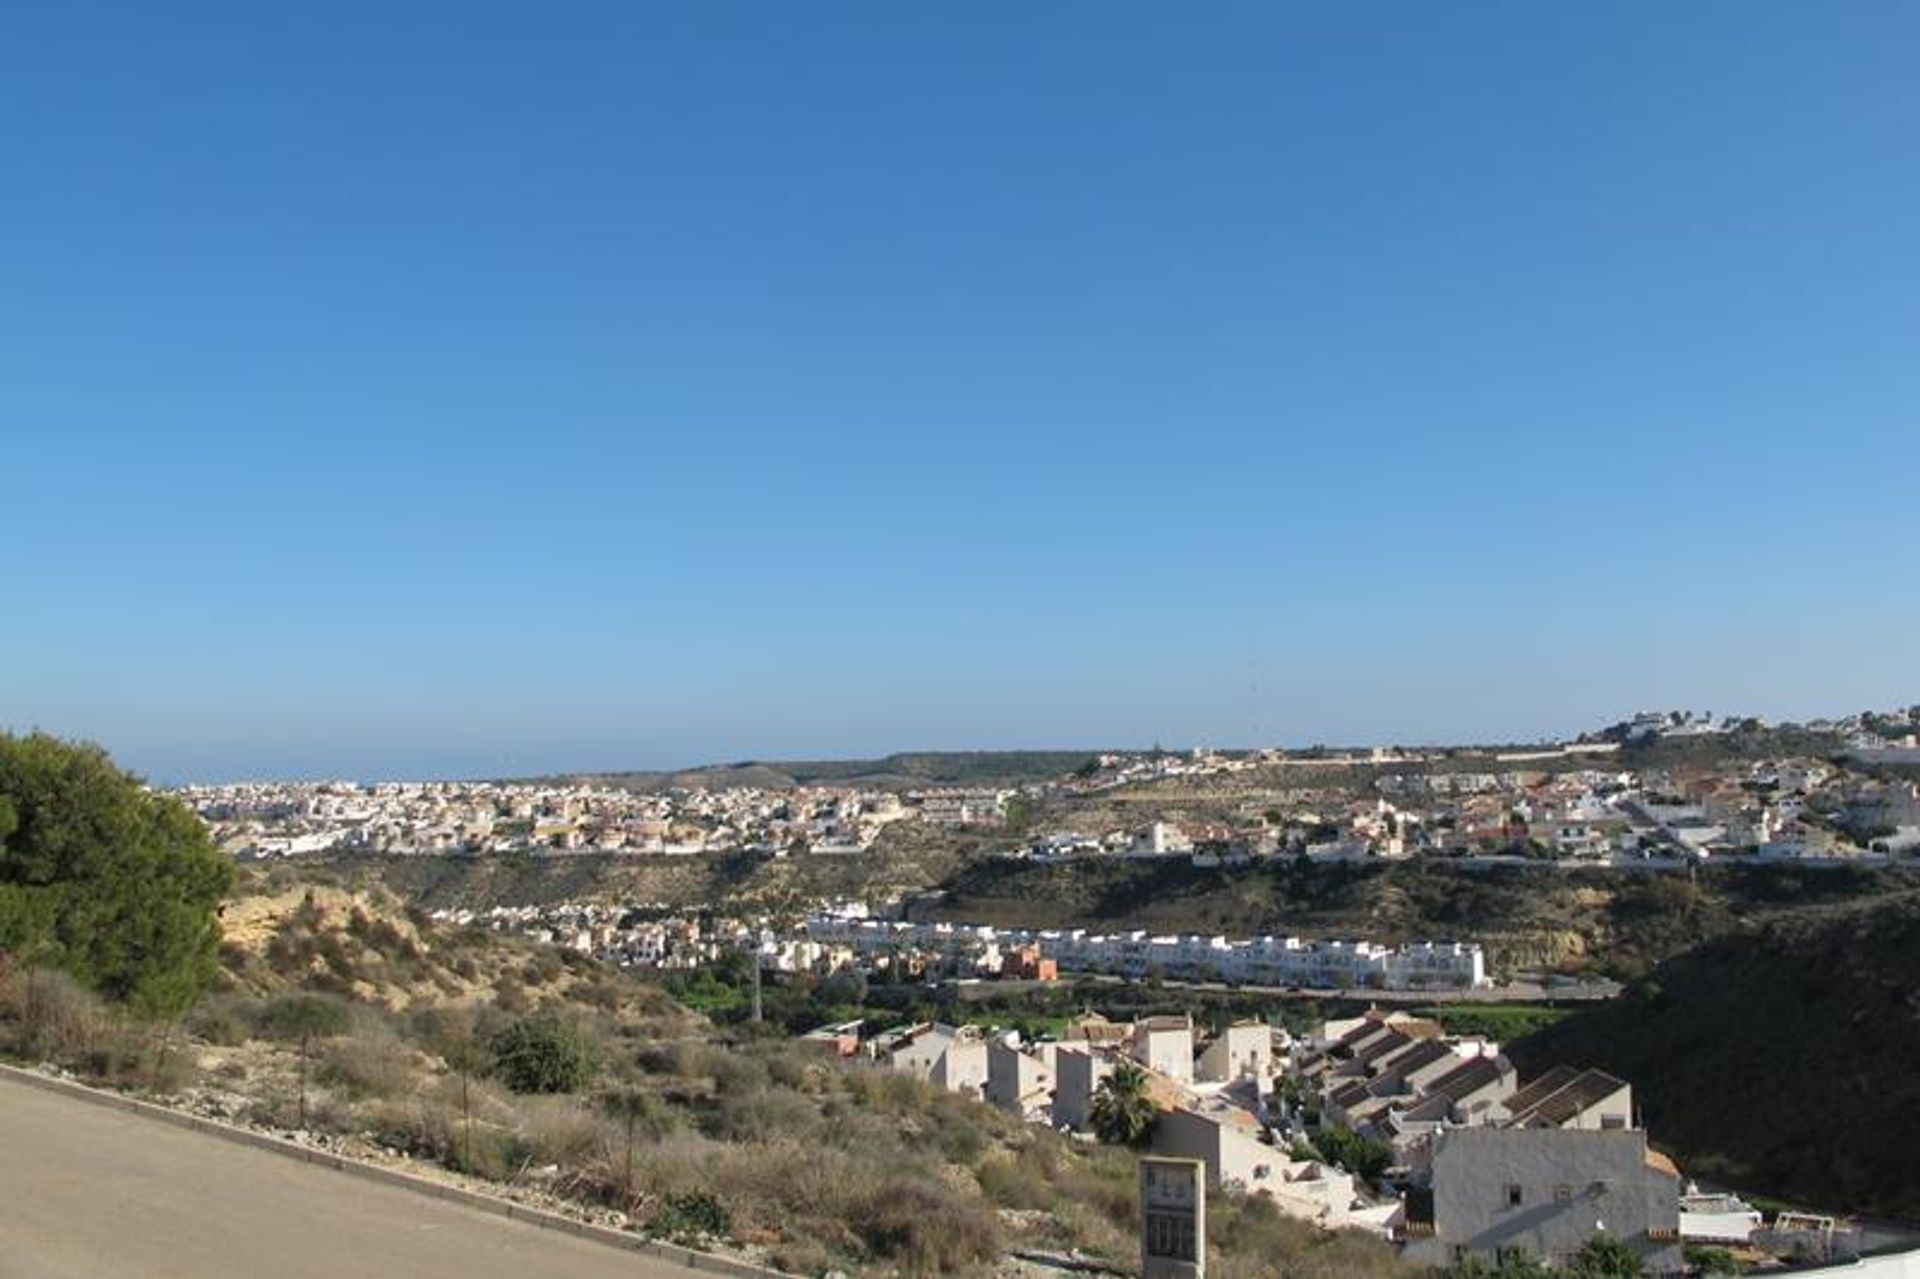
xmin=751 ymin=944 xmax=763 ymax=1023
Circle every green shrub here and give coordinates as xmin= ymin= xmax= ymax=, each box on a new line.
xmin=258 ymin=992 xmax=353 ymax=1043
xmin=1568 ymin=1236 xmax=1643 ymax=1278
xmin=649 ymin=1190 xmax=732 ymax=1241
xmin=491 ymin=1014 xmax=599 ymax=1094
xmin=1684 ymin=1246 xmax=1745 ymax=1276
xmin=185 ymin=995 xmax=256 ymax=1046
xmin=768 ymin=1235 xmax=838 ymax=1278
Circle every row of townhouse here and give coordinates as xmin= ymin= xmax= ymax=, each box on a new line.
xmin=1294 ymin=1012 xmax=1685 ymax=1275
xmin=871 ymin=1014 xmax=1387 ymax=1232
xmin=911 ymin=788 xmax=1012 ymax=826
xmin=804 ymin=917 xmax=1488 ymax=990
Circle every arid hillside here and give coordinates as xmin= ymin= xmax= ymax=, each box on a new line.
xmin=922 ymin=857 xmax=1920 ymax=978
xmin=4 ymin=878 xmax=1409 ymax=1279
xmin=1510 ymin=890 xmax=1920 ymax=1221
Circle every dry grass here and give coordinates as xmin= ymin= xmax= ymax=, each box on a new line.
xmin=314 ymin=1029 xmax=419 ymax=1100
xmin=1207 ymin=1193 xmax=1414 ymax=1279
xmin=0 ymin=966 xmax=196 ymax=1093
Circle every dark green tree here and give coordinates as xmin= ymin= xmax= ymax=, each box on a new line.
xmin=0 ymin=733 xmax=234 ymax=1017
xmin=1309 ymin=1124 xmax=1393 ymax=1181
xmin=1089 ymin=1059 xmax=1159 ymax=1146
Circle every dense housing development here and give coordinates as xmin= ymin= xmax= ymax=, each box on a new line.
xmin=179 ymin=779 xmax=930 ymax=858
xmin=182 ymin=708 xmax=1920 ymax=874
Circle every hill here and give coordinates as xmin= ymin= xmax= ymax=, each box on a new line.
xmin=301 ymin=850 xmax=1920 ymax=985
xmin=548 ymin=723 xmax=1850 ymax=798
xmin=296 ymin=836 xmax=984 ymax=915
xmin=532 ymin=750 xmax=1102 ymax=793
xmin=1509 ymin=890 xmax=1920 ymax=1221
xmin=921 ymin=856 xmax=1920 ymax=978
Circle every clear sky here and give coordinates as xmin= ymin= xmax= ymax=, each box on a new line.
xmin=3 ymin=3 xmax=1915 ymax=783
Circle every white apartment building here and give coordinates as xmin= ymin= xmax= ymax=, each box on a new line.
xmin=803 ymin=918 xmax=1488 ymax=990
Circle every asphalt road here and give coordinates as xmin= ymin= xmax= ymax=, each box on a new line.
xmin=0 ymin=1076 xmax=704 ymax=1279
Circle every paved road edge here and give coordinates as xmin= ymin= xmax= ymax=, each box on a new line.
xmin=0 ymin=1061 xmax=793 ymax=1279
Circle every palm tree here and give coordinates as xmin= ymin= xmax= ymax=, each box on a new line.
xmin=1090 ymin=1060 xmax=1159 ymax=1146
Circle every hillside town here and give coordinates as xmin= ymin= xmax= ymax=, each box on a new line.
xmin=846 ymin=1005 xmax=1830 ymax=1274
xmin=425 ymin=890 xmax=1865 ymax=1273
xmin=177 ymin=779 xmax=939 ymax=858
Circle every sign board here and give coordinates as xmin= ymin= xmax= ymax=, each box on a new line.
xmin=1140 ymin=1156 xmax=1205 ymax=1279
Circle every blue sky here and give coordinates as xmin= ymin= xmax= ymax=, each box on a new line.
xmin=3 ymin=3 xmax=1915 ymax=782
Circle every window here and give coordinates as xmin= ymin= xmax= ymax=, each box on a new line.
xmin=1145 ymin=1213 xmax=1197 ymax=1262
xmin=1505 ymin=1184 xmax=1524 ymax=1208
xmin=1554 ymin=1184 xmax=1573 ymax=1204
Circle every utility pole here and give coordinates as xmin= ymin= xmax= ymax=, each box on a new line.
xmin=750 ymin=940 xmax=763 ymax=1024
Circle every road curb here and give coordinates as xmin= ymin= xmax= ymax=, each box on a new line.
xmin=0 ymin=1061 xmax=792 ymax=1279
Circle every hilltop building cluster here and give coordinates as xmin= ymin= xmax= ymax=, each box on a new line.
xmin=178 ymin=779 xmax=948 ymax=859
xmin=1015 ymin=758 xmax=1920 ymax=870
xmin=430 ymin=902 xmax=732 ymax=970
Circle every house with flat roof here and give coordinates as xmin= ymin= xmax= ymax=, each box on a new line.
xmin=1152 ymin=1104 xmax=1364 ymax=1229
xmin=1401 ymin=1127 xmax=1683 ymax=1276
xmin=1131 ymin=1014 xmax=1195 ymax=1083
